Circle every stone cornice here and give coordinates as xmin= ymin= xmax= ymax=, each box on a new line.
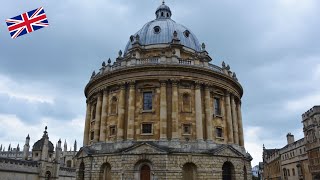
xmin=85 ymin=65 xmax=243 ymax=100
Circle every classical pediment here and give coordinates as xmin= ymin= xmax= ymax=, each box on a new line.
xmin=122 ymin=142 xmax=168 ymax=155
xmin=75 ymin=147 xmax=95 ymax=158
xmin=212 ymin=145 xmax=244 ymax=158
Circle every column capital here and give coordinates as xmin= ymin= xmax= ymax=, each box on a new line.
xmin=195 ymin=81 xmax=202 ymax=89
xmin=96 ymin=91 xmax=103 ymax=97
xmin=171 ymin=79 xmax=179 ymax=87
xmin=224 ymin=90 xmax=231 ymax=97
xmin=128 ymin=80 xmax=136 ymax=88
xmin=119 ymin=82 xmax=126 ymax=90
xmin=160 ymin=80 xmax=168 ymax=87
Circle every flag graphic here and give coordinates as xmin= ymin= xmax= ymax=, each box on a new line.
xmin=5 ymin=7 xmax=49 ymax=39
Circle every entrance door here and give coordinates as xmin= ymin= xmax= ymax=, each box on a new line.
xmin=140 ymin=165 xmax=151 ymax=180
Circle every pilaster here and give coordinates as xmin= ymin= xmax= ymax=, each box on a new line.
xmin=127 ymin=82 xmax=136 ymax=140
xmin=195 ymin=82 xmax=203 ymax=141
xmin=94 ymin=93 xmax=103 ymax=142
xmin=117 ymin=83 xmax=126 ymax=141
xmin=204 ymin=86 xmax=213 ymax=141
xmin=237 ymin=101 xmax=244 ymax=146
xmin=100 ymin=90 xmax=108 ymax=142
xmin=171 ymin=80 xmax=179 ymax=139
xmin=83 ymin=102 xmax=91 ymax=146
xmin=160 ymin=81 xmax=167 ymax=140
xmin=225 ymin=92 xmax=234 ymax=143
xmin=231 ymin=95 xmax=239 ymax=145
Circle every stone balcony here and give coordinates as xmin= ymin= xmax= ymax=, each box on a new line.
xmin=90 ymin=57 xmax=239 ymax=82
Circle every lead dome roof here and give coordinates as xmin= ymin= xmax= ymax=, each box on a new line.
xmin=124 ymin=2 xmax=201 ymax=55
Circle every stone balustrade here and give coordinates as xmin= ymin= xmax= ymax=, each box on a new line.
xmin=90 ymin=57 xmax=239 ymax=82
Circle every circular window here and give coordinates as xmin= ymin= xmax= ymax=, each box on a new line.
xmin=184 ymin=30 xmax=190 ymax=38
xmin=154 ymin=26 xmax=161 ymax=34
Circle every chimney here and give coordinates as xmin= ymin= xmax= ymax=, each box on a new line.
xmin=287 ymin=133 xmax=295 ymax=144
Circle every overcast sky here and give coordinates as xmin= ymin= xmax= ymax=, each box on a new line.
xmin=0 ymin=0 xmax=319 ymax=166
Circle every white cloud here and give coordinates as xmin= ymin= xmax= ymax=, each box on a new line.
xmin=0 ymin=74 xmax=55 ymax=104
xmin=0 ymin=113 xmax=84 ymax=151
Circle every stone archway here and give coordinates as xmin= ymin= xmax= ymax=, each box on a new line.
xmin=182 ymin=162 xmax=197 ymax=180
xmin=222 ymin=161 xmax=235 ymax=180
xmin=134 ymin=160 xmax=153 ymax=180
xmin=79 ymin=162 xmax=85 ymax=180
xmin=99 ymin=162 xmax=112 ymax=180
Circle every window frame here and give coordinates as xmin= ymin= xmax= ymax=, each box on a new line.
xmin=109 ymin=125 xmax=117 ymax=137
xmin=182 ymin=123 xmax=192 ymax=135
xmin=141 ymin=123 xmax=153 ymax=135
xmin=215 ymin=127 xmax=224 ymax=138
xmin=143 ymin=91 xmax=153 ymax=111
xmin=181 ymin=92 xmax=192 ymax=113
xmin=213 ymin=97 xmax=222 ymax=116
xmin=110 ymin=96 xmax=118 ymax=116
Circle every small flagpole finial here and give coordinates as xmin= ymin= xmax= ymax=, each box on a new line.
xmin=162 ymin=0 xmax=165 ymax=5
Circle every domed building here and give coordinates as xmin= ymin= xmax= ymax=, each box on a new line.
xmin=76 ymin=2 xmax=252 ymax=180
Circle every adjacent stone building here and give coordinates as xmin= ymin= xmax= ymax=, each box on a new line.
xmin=262 ymin=134 xmax=311 ymax=180
xmin=76 ymin=2 xmax=252 ymax=180
xmin=0 ymin=127 xmax=77 ymax=180
xmin=303 ymin=106 xmax=320 ymax=179
xmin=262 ymin=105 xmax=320 ymax=180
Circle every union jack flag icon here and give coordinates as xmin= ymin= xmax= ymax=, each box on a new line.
xmin=5 ymin=7 xmax=49 ymax=39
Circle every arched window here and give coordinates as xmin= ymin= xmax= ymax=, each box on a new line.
xmin=222 ymin=161 xmax=235 ymax=180
xmin=182 ymin=163 xmax=197 ymax=180
xmin=140 ymin=165 xmax=151 ymax=180
xmin=167 ymin=13 xmax=169 ymax=17
xmin=45 ymin=171 xmax=51 ymax=180
xmin=243 ymin=166 xmax=247 ymax=180
xmin=99 ymin=163 xmax=112 ymax=180
xmin=182 ymin=93 xmax=191 ymax=112
xmin=92 ymin=104 xmax=96 ymax=119
xmin=110 ymin=97 xmax=118 ymax=115
xmin=79 ymin=162 xmax=85 ymax=180
xmin=161 ymin=12 xmax=164 ymax=17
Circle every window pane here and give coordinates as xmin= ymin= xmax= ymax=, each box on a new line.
xmin=216 ymin=128 xmax=223 ymax=137
xmin=143 ymin=92 xmax=153 ymax=110
xmin=142 ymin=124 xmax=152 ymax=134
xmin=183 ymin=124 xmax=191 ymax=134
xmin=214 ymin=98 xmax=221 ymax=115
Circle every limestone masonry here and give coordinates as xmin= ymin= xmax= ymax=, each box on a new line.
xmin=76 ymin=2 xmax=252 ymax=180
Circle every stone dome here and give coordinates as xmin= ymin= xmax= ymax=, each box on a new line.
xmin=124 ymin=2 xmax=201 ymax=55
xmin=32 ymin=138 xmax=54 ymax=152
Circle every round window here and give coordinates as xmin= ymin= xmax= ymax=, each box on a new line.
xmin=184 ymin=30 xmax=190 ymax=38
xmin=154 ymin=26 xmax=161 ymax=34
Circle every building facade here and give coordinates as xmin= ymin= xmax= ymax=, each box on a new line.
xmin=76 ymin=2 xmax=252 ymax=180
xmin=0 ymin=127 xmax=77 ymax=180
xmin=262 ymin=106 xmax=320 ymax=180
xmin=262 ymin=134 xmax=311 ymax=180
xmin=303 ymin=106 xmax=320 ymax=179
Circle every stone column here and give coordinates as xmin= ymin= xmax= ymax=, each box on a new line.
xmin=83 ymin=102 xmax=91 ymax=146
xmin=99 ymin=90 xmax=108 ymax=142
xmin=237 ymin=102 xmax=244 ymax=146
xmin=225 ymin=92 xmax=234 ymax=143
xmin=195 ymin=82 xmax=203 ymax=141
xmin=204 ymin=86 xmax=213 ymax=141
xmin=94 ymin=93 xmax=103 ymax=142
xmin=160 ymin=81 xmax=167 ymax=140
xmin=117 ymin=84 xmax=126 ymax=141
xmin=127 ymin=82 xmax=135 ymax=140
xmin=171 ymin=81 xmax=179 ymax=139
xmin=231 ymin=95 xmax=239 ymax=145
